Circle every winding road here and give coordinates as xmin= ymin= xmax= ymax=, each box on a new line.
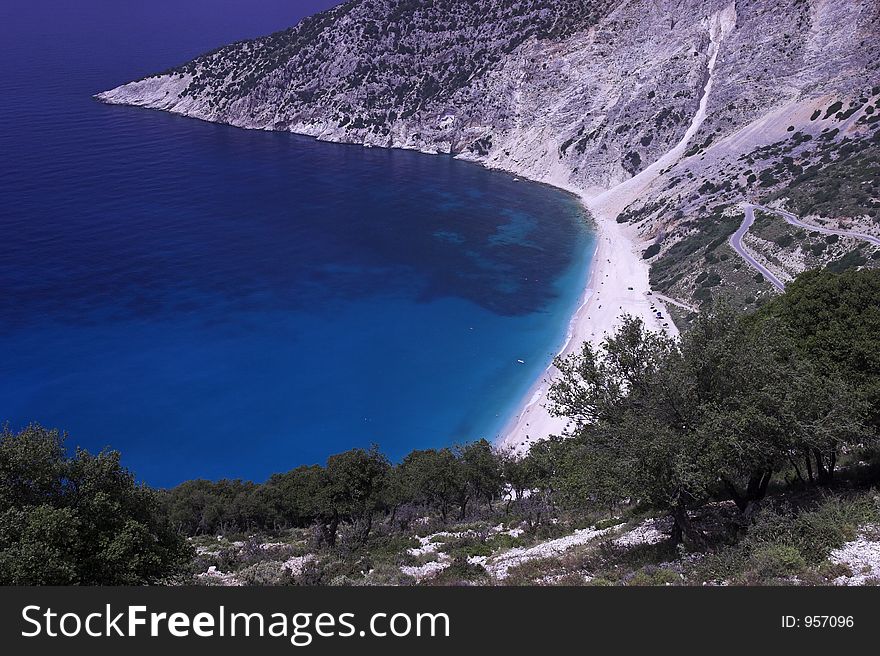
xmin=730 ymin=204 xmax=786 ymax=290
xmin=758 ymin=204 xmax=880 ymax=246
xmin=730 ymin=202 xmax=880 ymax=292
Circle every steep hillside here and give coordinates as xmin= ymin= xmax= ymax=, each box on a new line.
xmin=99 ymin=0 xmax=880 ymax=310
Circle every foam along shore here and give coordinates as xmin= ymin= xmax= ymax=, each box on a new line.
xmin=497 ymin=157 xmax=699 ymax=453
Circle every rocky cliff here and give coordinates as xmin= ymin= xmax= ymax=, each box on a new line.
xmin=99 ymin=0 xmax=880 ymax=311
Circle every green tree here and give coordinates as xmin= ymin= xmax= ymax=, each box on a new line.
xmin=261 ymin=464 xmax=327 ymax=530
xmin=498 ymin=447 xmax=532 ymax=513
xmin=319 ymin=445 xmax=390 ymax=547
xmin=0 ymin=425 xmax=191 ymax=585
xmin=756 ymin=268 xmax=880 ymax=481
xmin=455 ymin=439 xmax=503 ymax=518
xmin=548 ymin=433 xmax=628 ymax=514
xmin=517 ymin=438 xmax=567 ymax=530
xmin=163 ymin=478 xmax=261 ymax=535
xmin=547 ymin=305 xmax=861 ymax=545
xmin=395 ymin=449 xmax=461 ymax=522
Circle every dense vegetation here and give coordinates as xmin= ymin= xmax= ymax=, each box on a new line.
xmin=0 ymin=426 xmax=190 ymax=584
xmin=548 ymin=268 xmax=878 ymax=545
xmin=1 ymin=269 xmax=878 ymax=585
xmin=768 ymin=100 xmax=880 ymax=222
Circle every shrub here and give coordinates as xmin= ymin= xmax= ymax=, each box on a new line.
xmin=485 ymin=533 xmax=527 ymax=551
xmin=749 ymin=544 xmax=806 ymax=580
xmin=0 ymin=425 xmax=191 ymax=585
xmin=690 ymin=493 xmax=880 ymax=584
xmin=627 ymin=567 xmax=681 ymax=586
xmin=643 ymin=243 xmax=661 ymax=259
xmin=774 ymin=234 xmax=794 ymax=247
xmin=594 ymin=517 xmax=624 ymax=531
xmin=363 ymin=534 xmax=420 ymax=567
xmin=502 ymin=557 xmax=563 ymax=585
xmin=237 ymin=560 xmax=293 ymax=585
xmin=444 ymin=535 xmax=493 ymax=559
xmin=430 ymin=555 xmax=488 ymax=585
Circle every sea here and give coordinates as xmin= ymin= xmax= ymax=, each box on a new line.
xmin=0 ymin=0 xmax=594 ymax=486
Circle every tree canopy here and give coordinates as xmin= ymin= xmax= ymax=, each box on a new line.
xmin=546 ymin=270 xmax=879 ymax=545
xmin=0 ymin=425 xmax=191 ymax=585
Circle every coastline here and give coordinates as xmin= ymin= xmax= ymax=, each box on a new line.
xmin=493 ymin=5 xmax=728 ymax=451
xmin=97 ymin=53 xmax=716 ymax=454
xmin=496 ymin=183 xmax=680 ymax=453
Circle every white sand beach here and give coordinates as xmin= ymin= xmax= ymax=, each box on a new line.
xmin=496 ymin=186 xmax=680 ymax=453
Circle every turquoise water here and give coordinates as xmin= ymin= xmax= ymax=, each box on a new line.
xmin=0 ymin=0 xmax=593 ymax=486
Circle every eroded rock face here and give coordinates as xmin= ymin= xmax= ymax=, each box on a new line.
xmin=98 ymin=0 xmax=880 ymax=306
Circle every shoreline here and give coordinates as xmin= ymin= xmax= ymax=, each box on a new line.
xmin=495 ymin=182 xmax=680 ymax=453
xmin=97 ymin=82 xmax=699 ymax=456
xmin=96 ymin=0 xmax=730 ymax=456
xmin=493 ymin=5 xmax=728 ymax=451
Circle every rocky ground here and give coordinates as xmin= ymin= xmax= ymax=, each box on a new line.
xmin=830 ymin=525 xmax=880 ymax=586
xmin=188 ymin=486 xmax=880 ymax=587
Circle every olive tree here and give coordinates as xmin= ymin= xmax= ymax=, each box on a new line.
xmin=756 ymin=268 xmax=880 ymax=481
xmin=547 ymin=306 xmax=857 ymax=546
xmin=318 ymin=445 xmax=390 ymax=547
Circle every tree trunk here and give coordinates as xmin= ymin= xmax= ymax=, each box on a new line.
xmin=722 ymin=470 xmax=772 ymax=514
xmin=804 ymin=451 xmax=814 ymax=484
xmin=722 ymin=479 xmax=748 ymax=513
xmin=788 ymin=457 xmax=805 ymax=484
xmin=389 ymin=505 xmax=398 ymax=527
xmin=323 ymin=512 xmax=340 ymax=547
xmin=670 ymin=505 xmax=707 ymax=550
xmin=758 ymin=470 xmax=772 ymax=498
xmin=813 ymin=448 xmax=836 ymax=485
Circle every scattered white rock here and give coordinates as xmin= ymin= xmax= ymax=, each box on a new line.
xmin=614 ymin=518 xmax=671 ymax=548
xmin=483 ymin=526 xmax=616 ymax=580
xmin=538 ymin=572 xmax=591 ymax=585
xmin=401 ymin=558 xmax=451 ymax=581
xmin=259 ymin=542 xmax=288 ymax=551
xmin=282 ymin=555 xmax=315 ymax=577
xmin=407 ymin=535 xmax=443 ymax=557
xmin=197 ymin=566 xmax=240 ymax=586
xmin=492 ymin=524 xmax=525 ymax=538
xmin=194 ymin=545 xmax=221 ymax=557
xmin=830 ymin=526 xmax=880 ymax=586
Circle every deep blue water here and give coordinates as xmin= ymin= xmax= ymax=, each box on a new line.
xmin=0 ymin=0 xmax=593 ymax=486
